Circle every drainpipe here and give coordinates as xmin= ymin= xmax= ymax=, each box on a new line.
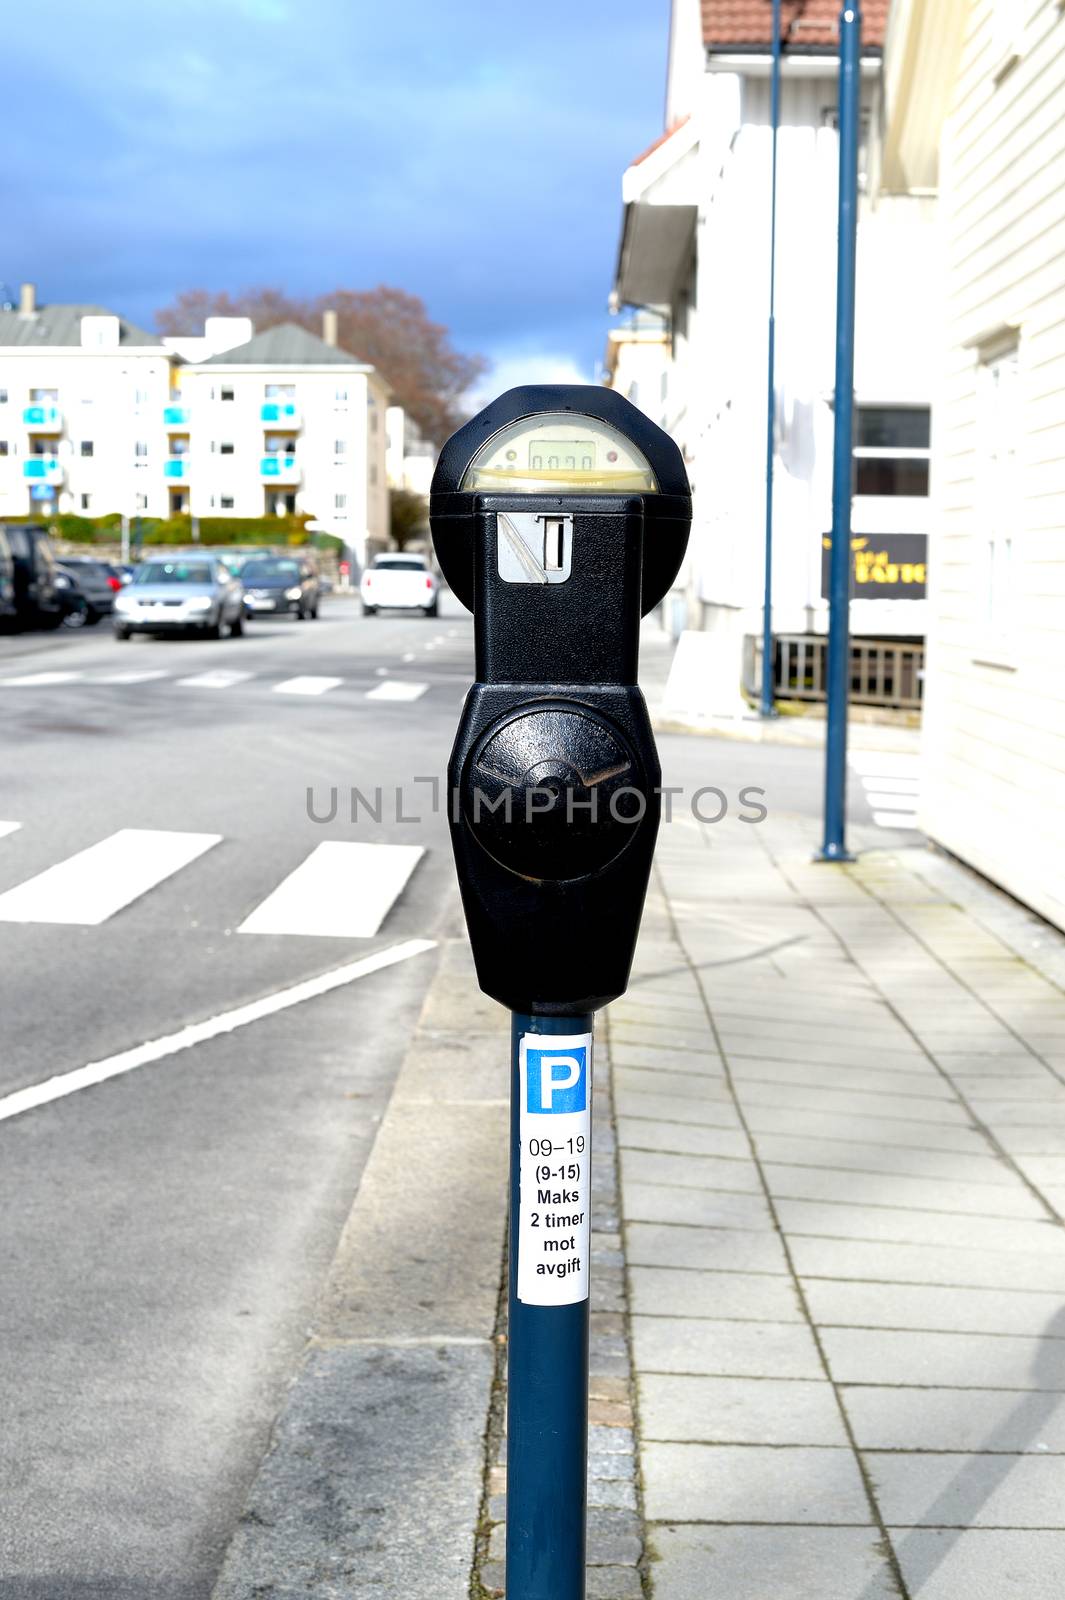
xmin=760 ymin=0 xmax=782 ymax=717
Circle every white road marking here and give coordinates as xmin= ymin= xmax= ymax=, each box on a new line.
xmin=0 ymin=671 xmax=84 ymax=687
xmin=176 ymin=670 xmax=254 ymax=689
xmin=402 ymin=652 xmax=416 ymax=662
xmin=0 ymin=822 xmax=21 ymax=839
xmin=94 ymin=669 xmax=172 ymax=684
xmin=857 ymin=775 xmax=919 ymax=795
xmin=0 ymin=938 xmax=436 ymax=1127
xmin=239 ymin=840 xmax=424 ymax=938
xmin=273 ymin=676 xmax=344 ymax=696
xmin=0 ymin=829 xmax=221 ymax=925
xmin=365 ymin=680 xmax=428 ymax=703
xmin=865 ymin=790 xmax=919 ymax=809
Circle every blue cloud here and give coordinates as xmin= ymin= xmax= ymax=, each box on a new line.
xmin=0 ymin=0 xmax=668 ymax=380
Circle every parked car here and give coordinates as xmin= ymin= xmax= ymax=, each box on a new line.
xmin=55 ymin=557 xmax=122 ymax=625
xmin=360 ymin=553 xmax=438 ymax=617
xmin=240 ymin=556 xmax=320 ymax=620
xmin=0 ymin=528 xmax=16 ymax=626
xmin=5 ymin=524 xmax=63 ymax=629
xmin=112 ymin=558 xmax=244 ymax=639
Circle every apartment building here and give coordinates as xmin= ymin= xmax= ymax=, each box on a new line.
xmin=608 ymin=0 xmax=937 ymax=710
xmin=0 ymin=286 xmax=389 ymax=563
xmin=879 ymin=0 xmax=1065 ymax=931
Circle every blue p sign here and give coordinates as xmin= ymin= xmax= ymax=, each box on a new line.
xmin=526 ymin=1045 xmax=588 ymax=1114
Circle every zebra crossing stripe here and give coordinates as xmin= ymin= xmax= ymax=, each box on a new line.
xmin=273 ymin=676 xmax=344 ymax=696
xmin=0 ymin=829 xmax=221 ymax=925
xmin=176 ymin=670 xmax=254 ymax=689
xmin=0 ymin=671 xmax=84 ymax=687
xmin=239 ymin=841 xmax=424 ymax=938
xmin=0 ymin=822 xmax=21 ymax=839
xmin=365 ymin=680 xmax=429 ymax=703
xmin=95 ymin=669 xmax=173 ymax=684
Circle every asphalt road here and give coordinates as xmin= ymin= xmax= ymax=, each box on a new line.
xmin=0 ymin=594 xmax=473 ymax=1598
xmin=0 ymin=596 xmax=914 ymax=1597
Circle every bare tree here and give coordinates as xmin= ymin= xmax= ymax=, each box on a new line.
xmin=156 ymin=284 xmax=487 ymax=443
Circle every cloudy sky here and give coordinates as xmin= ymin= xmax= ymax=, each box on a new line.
xmin=1 ymin=0 xmax=668 ymax=396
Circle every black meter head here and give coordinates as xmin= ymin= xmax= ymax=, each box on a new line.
xmin=431 ymin=384 xmax=691 ymax=616
xmin=431 ymin=385 xmax=691 ymax=1018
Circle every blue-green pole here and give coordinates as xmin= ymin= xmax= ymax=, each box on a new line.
xmin=760 ymin=0 xmax=782 ymax=717
xmin=506 ymin=1009 xmax=592 ymax=1600
xmin=819 ymin=3 xmax=861 ymax=862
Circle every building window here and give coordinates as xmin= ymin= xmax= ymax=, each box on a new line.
xmin=220 ymin=441 xmax=235 ymax=455
xmin=977 ymin=340 xmax=1020 ymax=641
xmin=80 ymin=493 xmax=91 ymax=511
xmin=135 ymin=441 xmax=148 ymax=458
xmin=265 ymin=383 xmax=295 ymax=399
xmin=221 ymin=387 xmax=235 ymax=402
xmin=335 ymin=388 xmax=348 ymax=403
xmin=135 ymin=493 xmax=148 ymax=511
xmin=31 ymin=388 xmax=58 ymax=403
xmin=0 ymin=442 xmax=7 ymax=457
xmin=220 ymin=495 xmax=235 ymax=510
xmin=0 ymin=390 xmax=7 ymax=404
xmin=80 ymin=440 xmax=94 ymax=457
xmin=334 ymin=439 xmax=346 ymax=456
xmin=335 ymin=493 xmax=347 ymax=510
xmin=853 ymin=406 xmax=930 ymax=496
xmin=133 ymin=388 xmax=149 ymax=405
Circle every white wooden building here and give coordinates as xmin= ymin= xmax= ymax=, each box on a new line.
xmin=880 ymin=0 xmax=1065 ymax=930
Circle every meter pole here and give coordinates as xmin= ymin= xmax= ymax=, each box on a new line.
xmin=506 ymin=1009 xmax=594 ymax=1600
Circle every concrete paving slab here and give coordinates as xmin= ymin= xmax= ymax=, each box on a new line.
xmin=625 ymin=1222 xmax=790 ymax=1275
xmin=640 ymin=1373 xmax=846 ymax=1445
xmin=743 ymin=1105 xmax=989 ymax=1153
xmin=889 ymin=1527 xmax=1065 ymax=1598
xmin=614 ymin=1066 xmax=731 ymax=1100
xmin=631 ymin=1316 xmax=823 ymax=1379
xmin=628 ymin=1265 xmax=802 ymax=1322
xmin=647 ymin=1523 xmax=900 ymax=1600
xmin=869 ymin=1449 xmax=1065 ymax=1528
xmin=762 ymin=1164 xmax=1046 ymax=1220
xmin=822 ymin=1326 xmax=1065 ymax=1389
xmin=642 ymin=1442 xmax=870 ymax=1523
xmin=775 ymin=1199 xmax=1065 ymax=1254
xmin=622 ymin=1183 xmax=773 ymax=1232
xmin=790 ymin=1233 xmax=1065 ymax=1291
xmin=612 ymin=1088 xmax=743 ymax=1128
xmin=749 ymin=1132 xmax=1016 ymax=1185
xmin=804 ymin=1278 xmax=1065 ymax=1337
xmin=843 ymin=1384 xmax=1065 ymax=1453
xmin=620 ymin=1148 xmax=763 ymax=1194
xmin=616 ymin=1116 xmax=750 ymax=1158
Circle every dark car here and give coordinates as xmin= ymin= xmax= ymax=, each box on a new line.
xmin=5 ymin=524 xmax=63 ymax=629
xmin=55 ymin=558 xmax=122 ymax=625
xmin=241 ymin=556 xmax=320 ymax=620
xmin=0 ymin=528 xmax=16 ymax=625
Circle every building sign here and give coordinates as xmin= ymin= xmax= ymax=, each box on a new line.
xmin=821 ymin=533 xmax=927 ymax=599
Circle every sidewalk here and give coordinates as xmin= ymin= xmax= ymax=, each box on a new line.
xmin=612 ymin=807 xmax=1065 ymax=1599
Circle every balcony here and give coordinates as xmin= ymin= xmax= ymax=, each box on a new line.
xmin=261 ymin=401 xmax=300 ymax=427
xmin=163 ymin=404 xmax=190 ymax=429
xmin=23 ymin=457 xmax=63 ymax=485
xmin=23 ymin=404 xmax=62 ymax=432
xmin=163 ymin=458 xmax=190 ymax=481
xmin=261 ymin=453 xmax=299 ymax=483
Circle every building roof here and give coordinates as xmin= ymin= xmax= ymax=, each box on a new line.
xmin=0 ymin=303 xmax=158 ymax=348
xmin=201 ymin=322 xmax=365 ymax=367
xmin=631 ymin=114 xmax=691 ymax=168
xmin=702 ymin=1 xmax=888 ymax=51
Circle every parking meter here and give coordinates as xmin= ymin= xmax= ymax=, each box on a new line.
xmin=432 ymin=386 xmax=690 ymax=1600
xmin=431 ymin=384 xmax=691 ymax=1017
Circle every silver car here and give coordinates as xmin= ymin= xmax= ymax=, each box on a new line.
xmin=113 ymin=559 xmax=245 ymax=640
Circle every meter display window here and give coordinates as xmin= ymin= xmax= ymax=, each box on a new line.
xmin=460 ymin=413 xmax=659 ymax=494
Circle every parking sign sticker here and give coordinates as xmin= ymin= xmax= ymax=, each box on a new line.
xmin=517 ymin=1032 xmax=592 ymax=1306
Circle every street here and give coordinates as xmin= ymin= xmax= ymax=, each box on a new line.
xmin=0 ymin=596 xmax=469 ymax=1596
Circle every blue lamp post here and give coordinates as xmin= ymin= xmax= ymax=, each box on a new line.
xmin=760 ymin=0 xmax=783 ymax=717
xmin=819 ymin=2 xmax=861 ymax=862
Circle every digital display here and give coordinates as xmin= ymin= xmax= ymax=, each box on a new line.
xmin=529 ymin=441 xmax=596 ymax=473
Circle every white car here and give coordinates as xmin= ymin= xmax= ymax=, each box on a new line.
xmin=360 ymin=554 xmax=438 ymax=617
